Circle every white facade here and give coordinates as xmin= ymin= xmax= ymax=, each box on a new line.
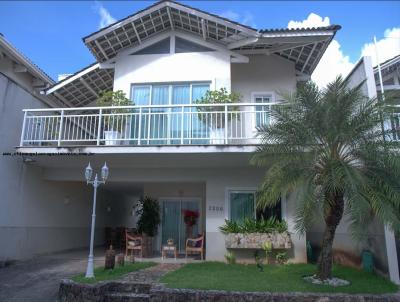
xmin=4 ymin=0 xmax=344 ymax=268
xmin=114 ymin=34 xmax=232 ymax=96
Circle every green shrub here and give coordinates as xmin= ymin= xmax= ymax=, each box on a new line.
xmin=195 ymin=88 xmax=241 ymax=128
xmin=136 ymin=196 xmax=161 ymax=237
xmin=219 ymin=217 xmax=288 ymax=234
xmin=276 ymin=252 xmax=289 ymax=264
xmin=262 ymin=242 xmax=273 ymax=264
xmin=224 ymin=251 xmax=236 ymax=264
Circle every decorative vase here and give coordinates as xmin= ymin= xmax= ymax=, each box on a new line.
xmin=105 ymin=245 xmax=115 ymax=270
xmin=142 ymin=233 xmax=153 ymax=258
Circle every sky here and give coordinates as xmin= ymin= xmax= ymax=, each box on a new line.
xmin=0 ymin=1 xmax=399 ymax=87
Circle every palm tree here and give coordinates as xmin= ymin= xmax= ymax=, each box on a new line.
xmin=251 ymin=76 xmax=400 ymax=280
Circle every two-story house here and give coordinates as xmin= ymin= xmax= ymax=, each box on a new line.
xmin=9 ymin=0 xmax=343 ymax=264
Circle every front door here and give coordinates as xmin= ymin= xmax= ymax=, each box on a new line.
xmin=161 ymin=198 xmax=200 ymax=253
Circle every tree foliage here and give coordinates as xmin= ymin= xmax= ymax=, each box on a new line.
xmin=251 ymin=76 xmax=400 ymax=279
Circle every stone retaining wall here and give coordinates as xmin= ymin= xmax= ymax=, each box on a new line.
xmin=151 ymin=288 xmax=400 ymax=302
xmin=59 ymin=280 xmax=400 ymax=302
xmin=225 ymin=232 xmax=292 ymax=249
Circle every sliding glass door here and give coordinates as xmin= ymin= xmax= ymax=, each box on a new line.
xmin=130 ymin=83 xmax=210 ymax=145
xmin=161 ymin=199 xmax=200 ymax=253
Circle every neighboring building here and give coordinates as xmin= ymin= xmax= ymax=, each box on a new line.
xmin=0 ymin=33 xmax=109 ymax=263
xmin=315 ymin=55 xmax=400 ymax=284
xmin=10 ymin=0 xmax=397 ymax=279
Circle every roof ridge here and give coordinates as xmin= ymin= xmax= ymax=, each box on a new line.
xmin=0 ymin=34 xmax=55 ymax=84
xmin=259 ymin=25 xmax=341 ymax=33
xmin=82 ymin=0 xmax=258 ymax=43
xmin=373 ymin=54 xmax=400 ymax=70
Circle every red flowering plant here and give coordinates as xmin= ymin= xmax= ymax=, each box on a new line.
xmin=182 ymin=209 xmax=199 ymax=227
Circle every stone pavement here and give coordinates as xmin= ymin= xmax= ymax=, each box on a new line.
xmin=0 ymin=248 xmax=105 ymax=302
xmin=122 ymin=263 xmax=182 ymax=284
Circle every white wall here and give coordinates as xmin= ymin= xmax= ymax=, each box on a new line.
xmin=43 ymin=165 xmax=306 ymax=262
xmin=345 ymin=56 xmax=377 ymax=99
xmin=231 ymin=54 xmax=297 ymax=102
xmin=114 ymin=48 xmax=231 ymax=97
xmin=0 ymin=73 xmax=107 ymax=262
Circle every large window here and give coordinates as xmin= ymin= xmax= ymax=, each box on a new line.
xmin=229 ymin=191 xmax=255 ymax=224
xmin=130 ymin=83 xmax=210 ymax=144
xmin=229 ymin=190 xmax=281 ymax=223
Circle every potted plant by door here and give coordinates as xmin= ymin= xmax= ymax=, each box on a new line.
xmin=195 ymin=88 xmax=240 ymax=144
xmin=96 ymin=90 xmax=132 ymax=145
xmin=135 ymin=196 xmax=161 ymax=257
xmin=182 ymin=209 xmax=199 ymax=239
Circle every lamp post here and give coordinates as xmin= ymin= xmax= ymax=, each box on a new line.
xmin=84 ymin=162 xmax=109 ymax=278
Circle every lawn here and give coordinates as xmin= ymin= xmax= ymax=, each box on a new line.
xmin=160 ymin=262 xmax=398 ymax=294
xmin=72 ymin=262 xmax=156 ymax=284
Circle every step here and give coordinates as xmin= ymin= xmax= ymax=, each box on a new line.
xmin=103 ymin=292 xmax=150 ymax=302
xmin=103 ymin=282 xmax=151 ymax=294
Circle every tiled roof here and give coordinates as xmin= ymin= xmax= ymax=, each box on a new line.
xmin=258 ymin=25 xmax=341 ymax=34
xmin=46 ymin=0 xmax=340 ymax=107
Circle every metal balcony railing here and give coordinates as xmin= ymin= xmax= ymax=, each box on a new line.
xmin=19 ymin=103 xmax=278 ymax=147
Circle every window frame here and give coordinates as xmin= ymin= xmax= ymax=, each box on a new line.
xmin=130 ymin=82 xmax=211 ymax=106
xmin=130 ymin=82 xmax=211 ymax=144
xmin=251 ymin=91 xmax=275 ymax=131
xmin=225 ymin=187 xmax=257 ymax=222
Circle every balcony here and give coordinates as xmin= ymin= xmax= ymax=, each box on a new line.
xmin=19 ymin=103 xmax=276 ymax=148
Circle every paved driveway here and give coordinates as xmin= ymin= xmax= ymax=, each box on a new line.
xmin=0 ymin=249 xmax=104 ymax=302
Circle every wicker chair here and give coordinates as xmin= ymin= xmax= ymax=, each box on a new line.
xmin=185 ymin=233 xmax=204 ymax=260
xmin=125 ymin=230 xmax=143 ymax=258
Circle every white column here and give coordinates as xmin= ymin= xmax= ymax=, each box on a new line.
xmin=384 ymin=225 xmax=400 ymax=284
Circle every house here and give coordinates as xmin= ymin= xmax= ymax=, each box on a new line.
xmin=337 ymin=55 xmax=400 ymax=284
xmin=0 ymin=34 xmax=105 ymax=263
xmin=1 ymin=0 xmax=357 ymax=268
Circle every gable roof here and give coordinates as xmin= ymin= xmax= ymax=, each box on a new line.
xmin=373 ymin=54 xmax=400 ymax=78
xmin=83 ymin=0 xmax=258 ymax=62
xmin=83 ymin=0 xmax=339 ymax=75
xmin=47 ymin=0 xmax=340 ymax=107
xmin=0 ymin=34 xmax=68 ymax=107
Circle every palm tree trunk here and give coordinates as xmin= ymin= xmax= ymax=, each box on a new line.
xmin=316 ymin=192 xmax=344 ymax=280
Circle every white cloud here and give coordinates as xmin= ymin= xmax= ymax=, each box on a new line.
xmin=94 ymin=2 xmax=116 ymax=29
xmin=361 ymin=27 xmax=400 ymax=67
xmin=288 ymin=13 xmax=330 ymax=29
xmin=288 ymin=13 xmax=352 ymax=88
xmin=220 ymin=10 xmax=256 ymax=28
xmin=288 ymin=14 xmax=400 ymax=88
xmin=312 ymin=40 xmax=354 ymax=88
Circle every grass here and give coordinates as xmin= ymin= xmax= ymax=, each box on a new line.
xmin=160 ymin=262 xmax=399 ymax=294
xmin=72 ymin=262 xmax=156 ymax=284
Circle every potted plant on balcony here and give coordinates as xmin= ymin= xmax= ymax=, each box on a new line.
xmin=135 ymin=196 xmax=160 ymax=257
xmin=195 ymin=88 xmax=240 ymax=144
xmin=96 ymin=90 xmax=132 ymax=145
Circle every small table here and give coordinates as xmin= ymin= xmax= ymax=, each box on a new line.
xmin=162 ymin=245 xmax=177 ymax=260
